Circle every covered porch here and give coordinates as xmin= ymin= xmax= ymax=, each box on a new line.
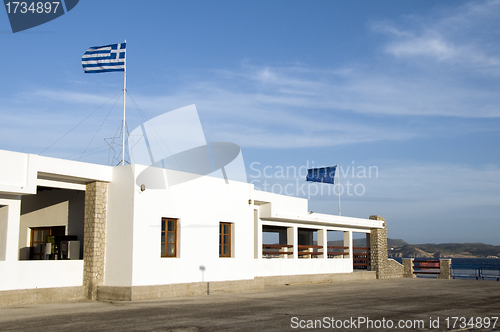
xmin=252 ymin=194 xmax=383 ymax=277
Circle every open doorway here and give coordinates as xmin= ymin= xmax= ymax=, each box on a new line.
xmin=19 ymin=187 xmax=85 ymax=260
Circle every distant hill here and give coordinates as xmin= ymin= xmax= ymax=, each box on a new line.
xmin=327 ymin=238 xmax=369 ymax=247
xmin=387 ymin=240 xmax=500 ymax=258
xmin=319 ymin=238 xmax=499 ymax=258
xmin=387 ymin=239 xmax=409 ymax=247
xmin=329 ymin=238 xmax=410 ymax=248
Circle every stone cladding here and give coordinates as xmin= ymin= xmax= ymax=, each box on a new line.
xmin=83 ymin=181 xmax=108 ymax=300
xmin=369 ymin=216 xmax=403 ymax=279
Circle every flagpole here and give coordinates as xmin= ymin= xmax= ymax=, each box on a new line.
xmin=337 ymin=163 xmax=341 ymax=216
xmin=122 ymin=39 xmax=127 ymax=166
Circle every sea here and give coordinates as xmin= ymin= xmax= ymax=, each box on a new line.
xmin=393 ymin=258 xmax=500 ymax=280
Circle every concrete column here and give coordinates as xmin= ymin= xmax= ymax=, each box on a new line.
xmin=343 ymin=231 xmax=352 ymax=259
xmin=343 ymin=231 xmax=353 ymax=271
xmin=254 ymin=210 xmax=262 ymax=259
xmin=0 ymin=198 xmax=21 ymax=262
xmin=317 ymin=228 xmax=327 ymax=259
xmin=369 ymin=215 xmax=387 ymax=278
xmin=0 ymin=205 xmax=7 ymax=261
xmin=365 ymin=233 xmax=371 ymax=270
xmin=365 ymin=233 xmax=371 ymax=249
xmin=288 ymin=226 xmax=297 ymax=259
xmin=403 ymin=258 xmax=416 ymax=278
xmin=438 ymin=259 xmax=452 ymax=279
xmin=83 ymin=181 xmax=108 ymax=300
xmin=278 ymin=227 xmax=288 ymax=259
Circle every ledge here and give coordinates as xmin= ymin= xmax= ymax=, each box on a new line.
xmin=260 ymin=212 xmax=384 ymax=229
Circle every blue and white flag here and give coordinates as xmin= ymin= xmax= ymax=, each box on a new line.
xmin=306 ymin=166 xmax=336 ymax=184
xmin=82 ymin=42 xmax=126 ymax=73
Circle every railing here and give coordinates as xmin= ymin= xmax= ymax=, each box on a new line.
xmin=262 ymin=244 xmax=372 ymax=269
xmin=402 ymin=258 xmax=451 ymax=278
xmin=413 ymin=260 xmax=440 ymax=275
xmin=297 ymin=245 xmax=323 ymax=258
xmin=262 ymin=244 xmax=293 ymax=258
xmin=327 ymin=246 xmax=349 ymax=258
xmin=451 ymin=263 xmax=500 ymax=281
xmin=353 ymin=247 xmax=370 ymax=270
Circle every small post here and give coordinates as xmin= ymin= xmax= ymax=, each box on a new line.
xmin=403 ymin=258 xmax=416 ymax=278
xmin=337 ymin=163 xmax=341 ymax=216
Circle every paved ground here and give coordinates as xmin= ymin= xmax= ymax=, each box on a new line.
xmin=0 ymin=278 xmax=499 ymax=331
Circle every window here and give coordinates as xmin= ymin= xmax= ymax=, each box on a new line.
xmin=161 ymin=218 xmax=177 ymax=257
xmin=28 ymin=226 xmax=67 ymax=260
xmin=219 ymin=222 xmax=232 ymax=257
xmin=30 ymin=227 xmax=52 ymax=260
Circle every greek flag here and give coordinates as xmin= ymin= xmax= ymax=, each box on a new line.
xmin=82 ymin=43 xmax=126 ymax=73
xmin=306 ymin=166 xmax=336 ymax=184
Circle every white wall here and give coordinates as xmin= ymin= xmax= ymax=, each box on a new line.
xmin=104 ymin=165 xmax=136 ymax=286
xmin=37 ymin=154 xmax=113 ymax=183
xmin=0 ymin=261 xmax=83 ymax=291
xmin=130 ymin=165 xmax=256 ymax=286
xmin=0 ymin=150 xmax=37 ymax=195
xmin=104 ymin=164 xmax=258 ymax=287
xmin=104 ymin=164 xmax=376 ymax=287
xmin=253 ymin=190 xmax=308 ymax=216
xmin=0 ymin=150 xmax=111 ymax=292
xmin=256 ymin=258 xmax=353 ymax=277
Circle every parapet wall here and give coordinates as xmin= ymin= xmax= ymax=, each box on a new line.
xmin=97 ymin=272 xmax=377 ymax=301
xmin=402 ymin=258 xmax=451 ymax=279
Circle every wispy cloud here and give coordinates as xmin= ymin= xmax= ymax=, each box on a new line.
xmin=250 ymin=159 xmax=500 ymax=243
xmin=5 ymin=56 xmax=499 ymax=156
xmin=358 ymin=161 xmax=500 ymax=244
xmin=386 ymin=36 xmax=458 ymax=61
xmin=3 ymin=1 xmax=499 ymax=158
xmin=373 ymin=0 xmax=500 ymax=73
xmin=371 ymin=162 xmax=500 ymax=205
xmin=26 ymin=89 xmax=122 ymax=107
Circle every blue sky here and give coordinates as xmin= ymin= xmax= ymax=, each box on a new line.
xmin=1 ymin=1 xmax=500 ymax=244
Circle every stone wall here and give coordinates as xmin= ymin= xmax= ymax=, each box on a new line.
xmin=385 ymin=258 xmax=404 ymax=278
xmin=83 ymin=181 xmax=108 ymax=300
xmin=402 ymin=258 xmax=417 ymax=278
xmin=438 ymin=259 xmax=452 ymax=279
xmin=0 ymin=286 xmax=86 ymax=307
xmin=97 ymin=272 xmax=377 ymax=301
xmin=403 ymin=258 xmax=451 ymax=279
xmin=369 ymin=216 xmax=403 ymax=279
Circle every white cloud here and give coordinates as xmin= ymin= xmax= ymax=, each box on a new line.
xmin=3 ymin=1 xmax=500 ymax=158
xmin=26 ymin=89 xmax=118 ymax=105
xmin=387 ymin=36 xmax=457 ymax=61
xmin=247 ymin=159 xmax=500 ymax=243
xmin=5 ymin=57 xmax=499 ymax=157
xmin=370 ymin=163 xmax=500 ymax=206
xmin=374 ymin=0 xmax=500 ymax=73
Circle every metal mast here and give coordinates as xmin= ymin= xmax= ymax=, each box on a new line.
xmin=122 ymin=39 xmax=127 ymax=165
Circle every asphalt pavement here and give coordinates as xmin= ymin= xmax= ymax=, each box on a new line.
xmin=0 ymin=278 xmax=499 ymax=331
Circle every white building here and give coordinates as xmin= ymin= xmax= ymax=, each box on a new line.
xmin=0 ymin=148 xmax=397 ymax=306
